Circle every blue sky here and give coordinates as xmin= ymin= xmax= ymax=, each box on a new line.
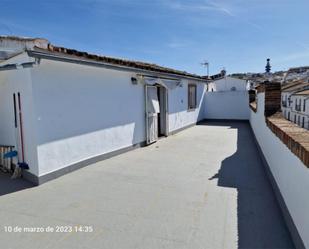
xmin=1 ymin=0 xmax=309 ymax=75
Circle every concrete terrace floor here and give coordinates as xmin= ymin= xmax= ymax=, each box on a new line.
xmin=0 ymin=121 xmax=294 ymax=249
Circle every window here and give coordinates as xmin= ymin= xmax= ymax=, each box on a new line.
xmin=302 ymin=117 xmax=305 ymax=128
xmin=304 ymin=99 xmax=306 ymax=112
xmin=188 ymin=84 xmax=197 ymax=110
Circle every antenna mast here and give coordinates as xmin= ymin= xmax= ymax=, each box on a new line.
xmin=201 ymin=60 xmax=209 ymax=77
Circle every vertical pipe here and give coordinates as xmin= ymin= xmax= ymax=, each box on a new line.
xmin=13 ymin=94 xmax=17 ymax=128
xmin=17 ymin=92 xmax=25 ymax=163
xmin=145 ymin=85 xmax=149 ymax=144
xmin=13 ymin=93 xmax=20 ymax=165
xmin=0 ymin=147 xmax=3 ymax=166
xmin=165 ymin=87 xmax=169 ymax=136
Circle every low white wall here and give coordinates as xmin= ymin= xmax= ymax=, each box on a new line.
xmin=250 ymin=93 xmax=309 ymax=248
xmin=204 ymin=91 xmax=249 ymax=120
xmin=208 ymin=76 xmax=247 ymax=92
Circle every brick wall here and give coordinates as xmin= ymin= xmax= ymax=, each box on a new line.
xmin=250 ymin=81 xmax=309 ymax=168
xmin=264 ymin=82 xmax=281 ymax=117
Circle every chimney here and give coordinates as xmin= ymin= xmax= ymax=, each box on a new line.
xmin=264 ymin=81 xmax=281 ymax=117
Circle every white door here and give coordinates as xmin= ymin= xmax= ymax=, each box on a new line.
xmin=145 ymin=85 xmax=160 ymax=144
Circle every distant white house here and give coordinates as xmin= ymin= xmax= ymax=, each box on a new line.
xmin=281 ymin=80 xmax=309 ymax=129
xmin=208 ymin=75 xmax=247 ymax=92
xmin=282 ymin=66 xmax=309 ymax=83
xmin=0 ymin=36 xmax=208 ymax=184
xmin=290 ymin=90 xmax=309 ymax=129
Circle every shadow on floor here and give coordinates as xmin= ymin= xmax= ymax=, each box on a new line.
xmin=201 ymin=120 xmax=295 ymax=249
xmin=0 ymin=171 xmax=34 ymax=196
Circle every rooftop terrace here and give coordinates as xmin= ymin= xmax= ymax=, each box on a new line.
xmin=0 ymin=121 xmax=293 ymax=249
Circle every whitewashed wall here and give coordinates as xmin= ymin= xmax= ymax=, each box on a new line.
xmin=204 ymin=91 xmax=250 ymax=120
xmin=208 ymin=76 xmax=247 ymax=92
xmin=30 ymin=59 xmax=206 ymax=176
xmin=168 ymin=81 xmax=205 ymax=132
xmin=30 ymin=60 xmax=145 ymax=176
xmin=290 ymin=95 xmax=309 ymax=129
xmin=0 ymin=53 xmax=39 ymax=175
xmin=250 ymin=93 xmax=309 ymax=248
xmin=0 ymin=71 xmax=16 ymax=146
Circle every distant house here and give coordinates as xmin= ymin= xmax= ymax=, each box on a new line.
xmin=290 ymin=90 xmax=309 ymax=128
xmin=281 ymin=80 xmax=309 ymax=129
xmin=0 ymin=36 xmax=207 ymax=184
xmin=207 ymin=73 xmax=248 ymax=92
xmin=282 ymin=66 xmax=309 ymax=83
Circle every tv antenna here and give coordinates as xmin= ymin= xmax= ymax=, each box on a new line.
xmin=201 ymin=60 xmax=209 ymax=77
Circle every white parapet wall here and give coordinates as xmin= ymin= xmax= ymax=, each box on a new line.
xmin=204 ymin=91 xmax=250 ymax=120
xmin=250 ymin=92 xmax=309 ymax=248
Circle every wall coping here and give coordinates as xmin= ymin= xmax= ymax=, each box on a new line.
xmin=266 ymin=112 xmax=309 ymax=168
xmin=256 ymin=84 xmax=265 ymax=93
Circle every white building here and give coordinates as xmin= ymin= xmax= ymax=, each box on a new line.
xmin=0 ymin=36 xmax=207 ymax=184
xmin=208 ymin=75 xmax=247 ymax=92
xmin=281 ymin=80 xmax=309 ymax=129
xmin=282 ymin=66 xmax=309 ymax=83
xmin=289 ymin=90 xmax=309 ymax=129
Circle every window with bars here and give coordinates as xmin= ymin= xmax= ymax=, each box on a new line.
xmin=188 ymin=84 xmax=197 ymax=110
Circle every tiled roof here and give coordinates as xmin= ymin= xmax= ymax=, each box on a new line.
xmin=287 ymin=66 xmax=309 ymax=74
xmin=293 ymin=89 xmax=309 ymax=95
xmin=281 ymin=80 xmax=309 ymax=92
xmin=0 ymin=35 xmax=208 ymax=80
xmin=32 ymin=44 xmax=206 ymax=80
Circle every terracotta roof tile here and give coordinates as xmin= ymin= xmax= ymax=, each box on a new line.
xmin=294 ymin=89 xmax=309 ymax=95
xmin=266 ymin=112 xmax=309 ymax=167
xmin=32 ymin=44 xmax=205 ymax=80
xmin=282 ymin=80 xmax=309 ymax=92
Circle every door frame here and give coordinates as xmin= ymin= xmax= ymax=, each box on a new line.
xmin=158 ymin=86 xmax=169 ymax=137
xmin=145 ymin=84 xmax=169 ymax=145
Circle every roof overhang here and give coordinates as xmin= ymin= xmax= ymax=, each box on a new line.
xmin=27 ymin=49 xmax=207 ymax=82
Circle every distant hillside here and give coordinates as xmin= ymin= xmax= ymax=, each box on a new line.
xmin=229 ymin=66 xmax=309 ymax=84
